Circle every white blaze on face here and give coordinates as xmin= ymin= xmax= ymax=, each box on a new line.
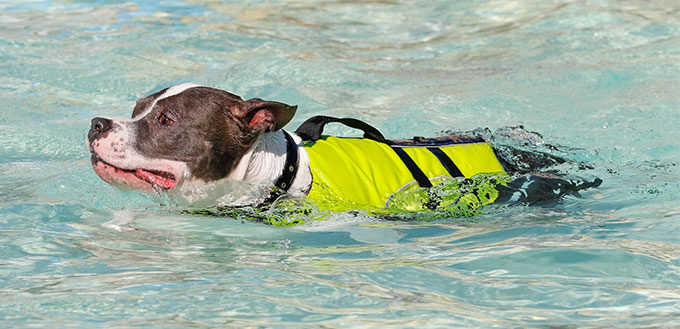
xmin=132 ymin=83 xmax=201 ymax=121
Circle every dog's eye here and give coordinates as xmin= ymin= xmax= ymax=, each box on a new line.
xmin=158 ymin=114 xmax=175 ymax=127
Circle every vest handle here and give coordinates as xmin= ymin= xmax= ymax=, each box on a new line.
xmin=295 ymin=115 xmax=387 ymax=143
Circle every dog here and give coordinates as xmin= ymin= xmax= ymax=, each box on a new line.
xmin=87 ymin=83 xmax=311 ymax=204
xmin=88 ymin=83 xmax=600 ymax=224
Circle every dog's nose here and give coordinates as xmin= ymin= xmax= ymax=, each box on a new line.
xmin=91 ymin=117 xmax=112 ymax=133
xmin=88 ymin=117 xmax=113 ymax=141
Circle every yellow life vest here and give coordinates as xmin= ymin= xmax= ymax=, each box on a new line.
xmin=303 ymin=135 xmax=507 ymax=211
xmin=189 ymin=118 xmax=511 ymax=226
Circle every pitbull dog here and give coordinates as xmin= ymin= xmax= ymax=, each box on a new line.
xmin=88 ymin=83 xmax=311 ymax=206
xmin=88 ymin=83 xmax=600 ymax=223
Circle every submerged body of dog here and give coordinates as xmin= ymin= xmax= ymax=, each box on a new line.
xmin=87 ymin=83 xmax=600 ymax=224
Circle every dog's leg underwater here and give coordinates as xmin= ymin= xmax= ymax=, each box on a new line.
xmin=495 ymin=173 xmax=603 ymax=206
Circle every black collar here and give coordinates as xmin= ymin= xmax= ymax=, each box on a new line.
xmin=274 ymin=130 xmax=299 ymax=191
xmin=261 ymin=130 xmax=299 ymax=205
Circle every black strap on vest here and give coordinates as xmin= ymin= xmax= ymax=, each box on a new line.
xmin=262 ymin=130 xmax=299 ymax=205
xmin=428 ymin=148 xmax=464 ymax=178
xmin=295 ymin=115 xmax=463 ymax=189
xmin=295 ymin=115 xmax=387 ymax=143
xmin=391 ymin=147 xmax=433 ymax=188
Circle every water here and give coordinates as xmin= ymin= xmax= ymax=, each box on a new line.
xmin=1 ymin=0 xmax=679 ymax=327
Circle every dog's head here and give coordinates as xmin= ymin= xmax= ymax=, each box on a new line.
xmin=87 ymin=83 xmax=297 ymax=192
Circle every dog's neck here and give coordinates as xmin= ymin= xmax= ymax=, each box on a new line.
xmin=227 ymin=130 xmax=311 ymax=196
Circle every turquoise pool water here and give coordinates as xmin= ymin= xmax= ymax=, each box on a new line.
xmin=1 ymin=0 xmax=679 ymax=327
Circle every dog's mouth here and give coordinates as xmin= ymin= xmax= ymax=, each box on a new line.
xmin=91 ymin=153 xmax=177 ymax=191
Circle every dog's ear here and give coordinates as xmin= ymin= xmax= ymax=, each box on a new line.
xmin=234 ymin=98 xmax=297 ymax=132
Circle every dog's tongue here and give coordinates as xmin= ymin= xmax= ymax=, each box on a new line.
xmin=135 ymin=169 xmax=176 ymax=189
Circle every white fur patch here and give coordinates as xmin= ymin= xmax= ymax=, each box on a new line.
xmin=132 ymin=83 xmax=201 ymax=121
xmin=227 ymin=130 xmax=312 ymax=197
xmin=91 ymin=118 xmax=189 ymax=184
